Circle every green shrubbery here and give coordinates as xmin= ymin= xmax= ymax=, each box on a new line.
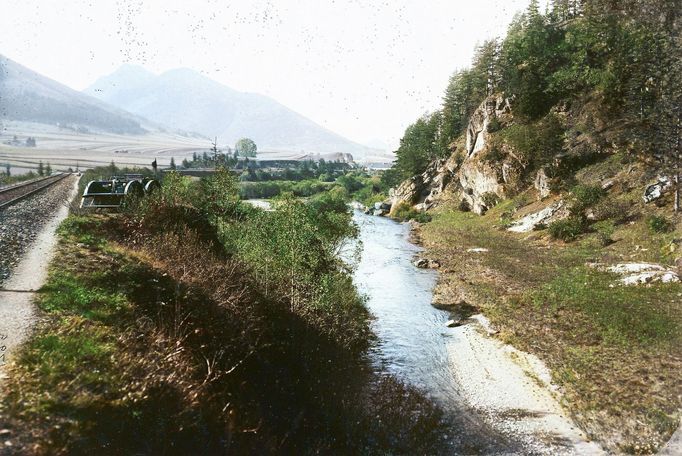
xmin=647 ymin=215 xmax=675 ymax=234
xmin=548 ymin=216 xmax=586 ymax=242
xmin=391 ymin=202 xmax=432 ymax=223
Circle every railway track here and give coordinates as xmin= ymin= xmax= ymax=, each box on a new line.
xmin=0 ymin=174 xmax=71 ymax=210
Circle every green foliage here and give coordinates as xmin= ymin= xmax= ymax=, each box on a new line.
xmin=391 ymin=202 xmax=432 ymax=223
xmin=593 ymin=220 xmax=616 ymax=246
xmin=647 ymin=215 xmax=675 ymax=234
xmin=481 ymin=192 xmax=500 ymax=209
xmin=232 ymin=194 xmax=367 ymax=348
xmin=395 ymin=0 xmax=681 ymax=183
xmin=393 ymin=112 xmax=444 ymax=182
xmin=591 ymin=197 xmax=630 ymax=224
xmin=499 ymin=114 xmax=565 ymax=168
xmin=548 ymin=216 xmax=586 ymax=242
xmin=235 ymin=137 xmax=257 ymax=157
xmin=570 ymin=184 xmax=606 ymax=215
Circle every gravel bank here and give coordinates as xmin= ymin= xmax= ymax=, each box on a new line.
xmin=0 ymin=176 xmax=78 ymax=377
xmin=0 ymin=176 xmax=77 ymax=284
xmin=447 ymin=315 xmax=604 ymax=455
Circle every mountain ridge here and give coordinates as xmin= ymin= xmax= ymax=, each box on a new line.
xmin=0 ymin=55 xmax=151 ymax=135
xmin=84 ymin=65 xmax=383 ymax=158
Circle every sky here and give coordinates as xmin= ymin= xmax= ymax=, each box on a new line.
xmin=0 ymin=0 xmax=531 ymax=150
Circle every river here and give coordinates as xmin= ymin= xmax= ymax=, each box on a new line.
xmin=349 ymin=210 xmax=519 ymax=453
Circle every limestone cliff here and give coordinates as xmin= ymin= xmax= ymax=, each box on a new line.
xmin=390 ymin=93 xmax=528 ymax=215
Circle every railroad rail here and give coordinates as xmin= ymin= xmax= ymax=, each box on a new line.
xmin=0 ymin=174 xmax=70 ymax=210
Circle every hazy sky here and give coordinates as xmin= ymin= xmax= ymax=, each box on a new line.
xmin=1 ymin=0 xmax=531 ymax=149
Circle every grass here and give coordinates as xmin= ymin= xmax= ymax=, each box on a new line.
xmin=419 ymin=191 xmax=682 ymax=454
xmin=2 ymin=206 xmax=453 ymax=454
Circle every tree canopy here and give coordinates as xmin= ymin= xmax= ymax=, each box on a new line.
xmin=235 ymin=138 xmax=258 ymax=157
xmin=391 ymin=0 xmax=682 ymax=187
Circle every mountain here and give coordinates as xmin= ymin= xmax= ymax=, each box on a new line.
xmin=0 ymin=55 xmax=148 ymax=135
xmin=85 ymin=66 xmax=380 ymax=158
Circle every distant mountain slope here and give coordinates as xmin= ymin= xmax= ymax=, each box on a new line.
xmin=85 ymin=66 xmax=379 ymax=157
xmin=0 ymin=55 xmax=147 ymax=135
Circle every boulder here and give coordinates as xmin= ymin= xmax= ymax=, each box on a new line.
xmin=508 ymin=200 xmax=569 ymax=233
xmin=446 ymin=318 xmax=463 ymax=328
xmin=643 ymin=176 xmax=672 ymax=203
xmin=413 ymin=258 xmax=429 ymax=268
xmin=534 ymin=168 xmax=552 ymax=199
xmin=588 ymin=262 xmax=681 ymax=286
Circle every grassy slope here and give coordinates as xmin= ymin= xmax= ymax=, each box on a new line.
xmin=0 ymin=204 xmax=451 ymax=454
xmin=419 ymin=156 xmax=682 ymax=454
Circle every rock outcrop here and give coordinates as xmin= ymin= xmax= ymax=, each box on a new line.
xmin=389 ymin=93 xmax=526 ymax=215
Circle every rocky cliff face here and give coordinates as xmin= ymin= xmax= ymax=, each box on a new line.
xmin=390 ymin=93 xmax=528 ymax=215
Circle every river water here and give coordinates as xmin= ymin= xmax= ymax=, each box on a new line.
xmin=350 ymin=210 xmax=518 ymax=453
xmin=351 ymin=210 xmax=461 ymax=403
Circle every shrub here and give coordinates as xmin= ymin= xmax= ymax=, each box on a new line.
xmin=458 ymin=199 xmax=471 ymax=212
xmin=593 ymin=220 xmax=616 ymax=246
xmin=647 ymin=215 xmax=675 ymax=234
xmin=591 ymin=197 xmax=630 ymax=224
xmin=391 ymin=202 xmax=432 ymax=223
xmin=548 ymin=216 xmax=586 ymax=242
xmin=570 ymin=184 xmax=606 ymax=215
xmin=481 ymin=192 xmax=500 ymax=209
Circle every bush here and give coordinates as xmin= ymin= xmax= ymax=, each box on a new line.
xmin=481 ymin=192 xmax=500 ymax=209
xmin=647 ymin=215 xmax=675 ymax=234
xmin=458 ymin=199 xmax=471 ymax=212
xmin=591 ymin=197 xmax=630 ymax=224
xmin=391 ymin=202 xmax=432 ymax=223
xmin=570 ymin=184 xmax=606 ymax=215
xmin=548 ymin=216 xmax=586 ymax=242
xmin=593 ymin=220 xmax=616 ymax=246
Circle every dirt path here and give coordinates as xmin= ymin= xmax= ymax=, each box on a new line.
xmin=0 ymin=176 xmax=78 ymax=379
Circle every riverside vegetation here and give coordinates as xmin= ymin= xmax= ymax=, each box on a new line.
xmin=0 ymin=167 xmax=451 ymax=454
xmin=384 ymin=0 xmax=682 ymax=453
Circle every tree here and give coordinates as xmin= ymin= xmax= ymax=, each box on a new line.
xmin=394 ymin=112 xmax=444 ymax=181
xmin=182 ymin=158 xmax=190 ymax=168
xmin=235 ymin=138 xmax=258 ymax=157
xmin=5 ymin=163 xmax=10 ymax=176
xmin=170 ymin=157 xmax=176 ymax=170
xmin=45 ymin=163 xmax=52 ymax=175
xmin=37 ymin=161 xmax=44 ymax=176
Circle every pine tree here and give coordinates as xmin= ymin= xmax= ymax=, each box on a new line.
xmin=37 ymin=161 xmax=44 ymax=176
xmin=5 ymin=163 xmax=10 ymax=176
xmin=45 ymin=163 xmax=52 ymax=175
xmin=170 ymin=157 xmax=176 ymax=170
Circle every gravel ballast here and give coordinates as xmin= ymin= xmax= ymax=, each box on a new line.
xmin=0 ymin=176 xmax=77 ymax=284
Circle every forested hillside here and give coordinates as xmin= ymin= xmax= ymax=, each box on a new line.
xmin=388 ymin=0 xmax=681 ymax=200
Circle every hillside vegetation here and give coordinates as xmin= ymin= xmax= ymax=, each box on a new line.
xmin=0 ymin=169 xmax=451 ymax=454
xmin=389 ymin=0 xmax=682 ymax=453
xmin=387 ymin=0 xmax=680 ymax=192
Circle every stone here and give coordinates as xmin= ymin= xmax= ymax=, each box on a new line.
xmin=588 ymin=262 xmax=681 ymax=286
xmin=534 ymin=168 xmax=552 ymax=199
xmin=413 ymin=258 xmax=429 ymax=268
xmin=507 ymin=201 xmax=569 ymax=233
xmin=446 ymin=319 xmax=463 ymax=328
xmin=428 ymin=259 xmax=441 ymax=269
xmin=643 ymin=176 xmax=672 ymax=203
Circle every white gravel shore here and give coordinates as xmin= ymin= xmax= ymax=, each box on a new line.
xmin=447 ymin=314 xmax=605 ymax=455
